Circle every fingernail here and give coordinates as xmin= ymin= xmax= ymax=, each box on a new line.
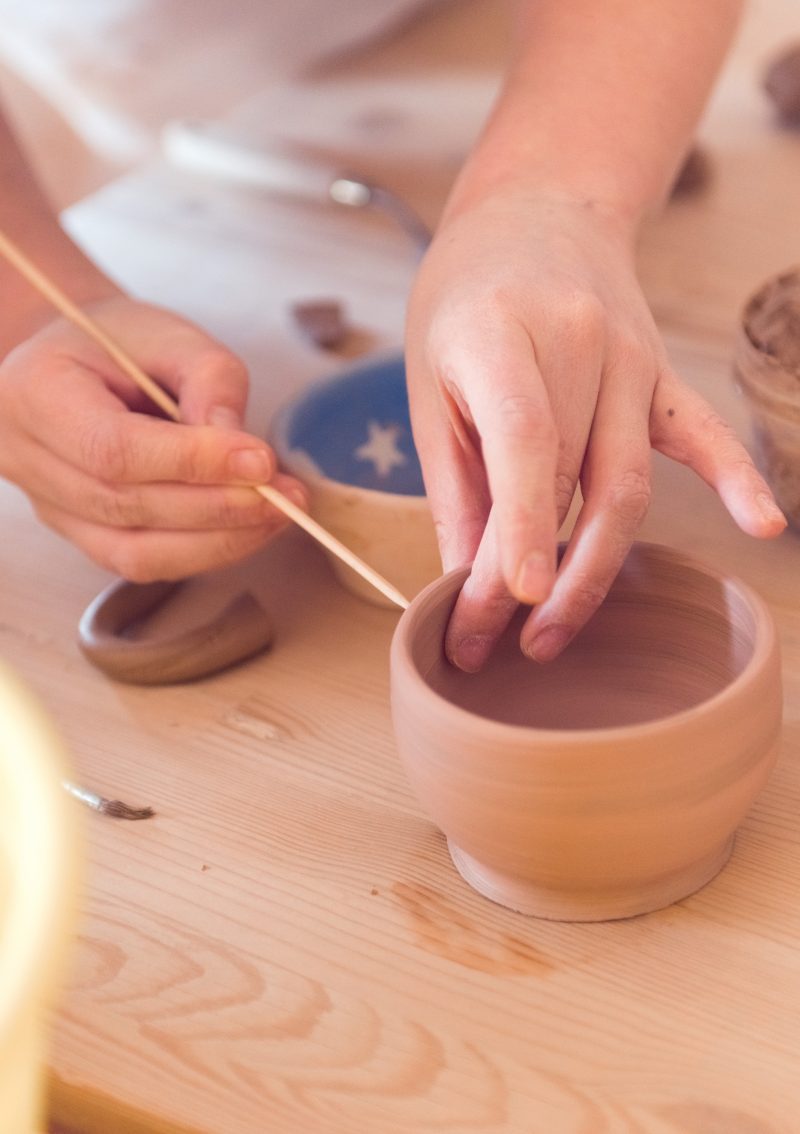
xmin=208 ymin=405 xmax=242 ymax=430
xmin=449 ymin=635 xmax=493 ymax=673
xmin=757 ymin=492 xmax=787 ymax=527
xmin=514 ymin=550 xmax=552 ymax=604
xmin=228 ymin=448 xmax=272 ymax=483
xmin=527 ymin=625 xmax=571 ymax=663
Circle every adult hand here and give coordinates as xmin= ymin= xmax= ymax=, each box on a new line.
xmin=405 ymin=187 xmax=785 ymax=671
xmin=0 ymin=296 xmax=307 ymax=579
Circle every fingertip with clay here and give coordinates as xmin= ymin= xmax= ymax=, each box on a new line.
xmin=722 ymin=483 xmax=787 ymax=540
xmin=444 ymin=574 xmax=520 ymax=674
xmin=752 ymin=493 xmax=788 ymax=538
xmin=523 ymin=623 xmax=573 ymax=664
xmin=446 ymin=633 xmax=496 ymax=674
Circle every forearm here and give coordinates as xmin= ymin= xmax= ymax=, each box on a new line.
xmin=0 ymin=109 xmax=121 ymax=352
xmin=445 ymin=0 xmax=743 ymax=230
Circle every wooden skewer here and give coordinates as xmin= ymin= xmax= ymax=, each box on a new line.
xmin=0 ymin=229 xmax=410 ymax=611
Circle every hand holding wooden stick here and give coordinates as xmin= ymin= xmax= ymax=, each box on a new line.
xmin=0 ymin=228 xmax=410 ymax=610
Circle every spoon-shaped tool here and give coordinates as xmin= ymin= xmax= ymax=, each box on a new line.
xmin=161 ymin=118 xmax=432 ymax=253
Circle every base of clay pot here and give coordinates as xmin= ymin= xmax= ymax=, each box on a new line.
xmin=447 ymin=837 xmax=736 ymax=922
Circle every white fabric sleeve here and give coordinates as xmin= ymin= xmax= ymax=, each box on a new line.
xmin=0 ymin=0 xmax=439 ymax=161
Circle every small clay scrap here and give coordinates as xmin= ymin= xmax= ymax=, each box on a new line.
xmin=290 ymin=299 xmax=349 ymax=349
xmin=669 ymin=145 xmax=711 ymax=198
xmin=763 ymin=42 xmax=800 ymax=124
xmin=743 ymin=268 xmax=800 ymax=374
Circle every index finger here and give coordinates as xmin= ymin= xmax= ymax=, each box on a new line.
xmin=449 ymin=323 xmax=560 ymax=604
xmin=34 ymin=367 xmax=275 ymax=487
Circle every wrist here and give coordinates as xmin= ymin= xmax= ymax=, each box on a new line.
xmin=441 ymin=99 xmax=679 ymax=240
xmin=440 ymin=165 xmax=643 ymax=249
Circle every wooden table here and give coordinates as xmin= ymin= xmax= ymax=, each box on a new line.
xmin=3 ymin=1 xmax=800 ymax=1130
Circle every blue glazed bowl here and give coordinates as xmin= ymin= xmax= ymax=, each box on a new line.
xmin=273 ymin=353 xmax=425 ymax=494
xmin=270 ymin=353 xmax=441 ymax=606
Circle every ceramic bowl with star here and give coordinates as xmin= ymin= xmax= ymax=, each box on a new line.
xmin=269 ymin=352 xmax=441 ymax=607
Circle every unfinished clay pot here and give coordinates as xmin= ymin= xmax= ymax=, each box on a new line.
xmin=734 ymin=267 xmax=800 ymax=531
xmin=390 ymin=542 xmax=782 ymax=921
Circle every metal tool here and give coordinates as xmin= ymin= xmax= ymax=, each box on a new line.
xmin=161 ymin=117 xmax=432 ymax=253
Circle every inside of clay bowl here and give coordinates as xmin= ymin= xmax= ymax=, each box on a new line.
xmin=412 ymin=544 xmax=759 ymax=730
xmin=271 ymin=352 xmax=425 ymax=496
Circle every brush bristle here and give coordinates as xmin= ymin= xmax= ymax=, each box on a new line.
xmin=99 ymin=799 xmax=155 ymax=820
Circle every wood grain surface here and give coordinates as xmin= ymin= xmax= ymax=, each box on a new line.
xmin=2 ymin=0 xmax=800 ymax=1130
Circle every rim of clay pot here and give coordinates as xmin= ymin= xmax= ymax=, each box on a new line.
xmin=270 ymin=352 xmax=429 ymax=508
xmin=391 ymin=542 xmax=778 ymax=743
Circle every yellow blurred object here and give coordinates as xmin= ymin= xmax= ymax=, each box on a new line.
xmin=0 ymin=662 xmax=81 ymax=1133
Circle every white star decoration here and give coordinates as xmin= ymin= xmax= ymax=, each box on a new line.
xmin=354 ymin=421 xmax=408 ymax=478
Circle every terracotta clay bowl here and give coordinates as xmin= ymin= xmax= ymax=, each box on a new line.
xmin=270 ymin=352 xmax=440 ymax=607
xmin=390 ymin=542 xmax=782 ymax=921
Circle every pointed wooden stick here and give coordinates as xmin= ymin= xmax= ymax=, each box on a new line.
xmin=0 ymin=228 xmax=410 ymax=610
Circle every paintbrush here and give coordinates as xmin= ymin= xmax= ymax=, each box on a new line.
xmin=0 ymin=228 xmax=410 ymax=610
xmin=62 ymin=779 xmax=155 ymax=819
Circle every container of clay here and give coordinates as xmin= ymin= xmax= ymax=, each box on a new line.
xmin=390 ymin=542 xmax=782 ymax=921
xmin=270 ymin=352 xmax=440 ymax=607
xmin=734 ymin=267 xmax=800 ymax=530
